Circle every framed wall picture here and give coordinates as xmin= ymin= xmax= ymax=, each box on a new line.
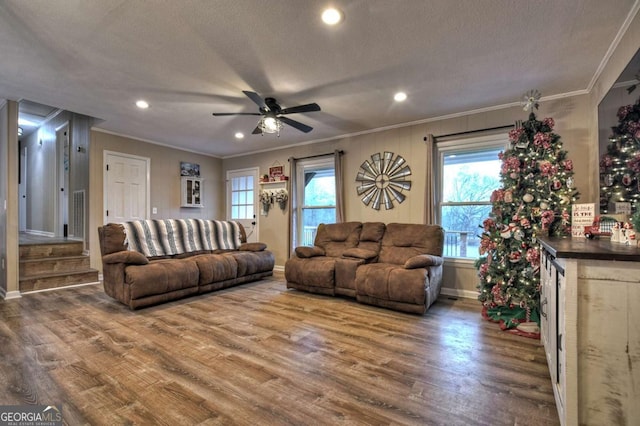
xmin=180 ymin=162 xmax=200 ymax=177
xmin=269 ymin=165 xmax=284 ymax=179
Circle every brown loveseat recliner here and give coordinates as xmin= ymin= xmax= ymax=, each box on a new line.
xmin=99 ymin=219 xmax=274 ymax=309
xmin=354 ymin=223 xmax=444 ymax=314
xmin=285 ymin=222 xmax=444 ymax=314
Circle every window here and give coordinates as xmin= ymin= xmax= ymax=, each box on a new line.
xmin=295 ymin=158 xmax=336 ymax=246
xmin=230 ymin=174 xmax=255 ymax=220
xmin=436 ymin=134 xmax=507 ymax=259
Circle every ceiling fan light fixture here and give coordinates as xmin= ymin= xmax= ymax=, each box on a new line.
xmin=260 ymin=116 xmax=282 ymax=134
xmin=322 ymin=8 xmax=343 ymax=25
xmin=234 ymin=132 xmax=244 ymax=139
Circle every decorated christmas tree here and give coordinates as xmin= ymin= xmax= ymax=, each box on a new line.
xmin=475 ymin=91 xmax=580 ymax=338
xmin=599 ymin=95 xmax=640 ymax=214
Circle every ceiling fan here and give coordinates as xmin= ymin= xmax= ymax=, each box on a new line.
xmin=212 ymin=91 xmax=321 ymax=135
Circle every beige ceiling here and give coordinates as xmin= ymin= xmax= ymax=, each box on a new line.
xmin=1 ymin=1 xmax=638 ymax=157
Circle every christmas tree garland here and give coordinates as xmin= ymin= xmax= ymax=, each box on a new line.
xmin=475 ymin=95 xmax=579 ymax=338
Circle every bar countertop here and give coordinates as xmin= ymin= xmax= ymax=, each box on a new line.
xmin=538 ymin=236 xmax=640 ymax=262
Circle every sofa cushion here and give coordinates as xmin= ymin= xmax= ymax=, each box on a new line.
xmin=342 ymin=248 xmax=378 ymax=260
xmin=356 ymin=263 xmax=428 ymax=305
xmin=404 ymin=254 xmax=444 ymax=269
xmin=240 ymin=242 xmax=267 ymax=251
xmin=295 ymin=246 xmax=325 ymax=258
xmin=285 ymin=256 xmax=336 ymax=290
xmin=314 ymin=222 xmax=362 ymax=257
xmin=125 ymin=259 xmax=199 ymax=300
xmin=378 ymin=223 xmax=444 ymax=265
xmin=103 ymin=250 xmax=149 ymax=265
xmin=229 ymin=251 xmax=275 ymax=276
xmin=193 ymin=254 xmax=238 ymax=284
xmin=360 ymin=222 xmax=386 ymax=242
xmin=99 ymin=223 xmax=128 ymax=255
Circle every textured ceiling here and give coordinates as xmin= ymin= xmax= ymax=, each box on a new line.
xmin=1 ymin=1 xmax=638 ymax=157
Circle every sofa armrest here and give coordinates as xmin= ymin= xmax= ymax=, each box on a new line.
xmin=342 ymin=248 xmax=378 ymax=260
xmin=295 ymin=246 xmax=325 ymax=258
xmin=239 ymin=242 xmax=267 ymax=252
xmin=103 ymin=250 xmax=149 ymax=265
xmin=403 ymin=254 xmax=444 ymax=269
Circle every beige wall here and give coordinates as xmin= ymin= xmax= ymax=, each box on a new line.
xmin=223 ymin=94 xmax=593 ymax=297
xmin=88 ymin=131 xmax=224 ymax=271
xmin=0 ymin=100 xmax=19 ymax=297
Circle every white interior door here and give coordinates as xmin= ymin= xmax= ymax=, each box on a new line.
xmin=104 ymin=151 xmax=150 ymax=224
xmin=227 ymin=167 xmax=258 ymax=243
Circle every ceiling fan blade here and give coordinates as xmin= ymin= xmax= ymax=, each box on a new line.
xmin=212 ymin=112 xmax=261 ymax=116
xmin=242 ymin=90 xmax=267 ymax=109
xmin=280 ymin=103 xmax=321 ymax=115
xmin=279 ymin=116 xmax=313 ymax=133
xmin=251 ymin=125 xmax=263 ymax=135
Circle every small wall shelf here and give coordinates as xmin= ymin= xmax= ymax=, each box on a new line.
xmin=181 ymin=177 xmax=203 ymax=208
xmin=259 ymin=180 xmax=288 ymax=186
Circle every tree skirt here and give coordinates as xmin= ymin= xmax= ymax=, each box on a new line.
xmin=482 ymin=306 xmax=541 ymax=339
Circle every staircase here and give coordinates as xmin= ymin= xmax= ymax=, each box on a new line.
xmin=19 ymin=239 xmax=99 ymax=292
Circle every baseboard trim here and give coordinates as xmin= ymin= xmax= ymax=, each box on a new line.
xmin=1 ymin=289 xmax=22 ymax=300
xmin=273 ymin=265 xmax=284 ymax=272
xmin=20 ymin=281 xmax=101 ymax=295
xmin=440 ymin=287 xmax=478 ymax=300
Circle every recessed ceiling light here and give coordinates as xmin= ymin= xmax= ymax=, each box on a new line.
xmin=235 ymin=132 xmax=244 ymax=139
xmin=322 ymin=8 xmax=343 ymax=25
xmin=136 ymin=100 xmax=149 ymax=109
xmin=394 ymin=92 xmax=407 ymax=102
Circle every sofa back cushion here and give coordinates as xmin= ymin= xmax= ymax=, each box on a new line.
xmin=314 ymin=222 xmax=362 ymax=258
xmin=378 ymin=223 xmax=444 ymax=265
xmin=357 ymin=222 xmax=386 ymax=254
xmin=99 ymin=223 xmax=128 ymax=255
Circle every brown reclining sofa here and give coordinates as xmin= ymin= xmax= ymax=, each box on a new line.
xmin=99 ymin=219 xmax=274 ymax=309
xmin=285 ymin=222 xmax=444 ymax=314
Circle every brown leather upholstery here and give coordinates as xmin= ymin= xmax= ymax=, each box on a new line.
xmin=98 ymin=222 xmax=274 ymax=309
xmin=355 ymin=223 xmax=445 ymax=314
xmin=285 ymin=222 xmax=444 ymax=314
xmin=335 ymin=222 xmax=385 ymax=297
xmin=285 ymin=222 xmax=363 ymax=295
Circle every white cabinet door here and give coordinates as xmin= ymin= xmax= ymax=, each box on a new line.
xmin=181 ymin=177 xmax=204 ymax=207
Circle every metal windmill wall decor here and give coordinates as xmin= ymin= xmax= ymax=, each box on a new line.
xmin=356 ymin=151 xmax=412 ymax=210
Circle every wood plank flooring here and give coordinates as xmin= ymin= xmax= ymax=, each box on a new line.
xmin=0 ymin=273 xmax=559 ymax=425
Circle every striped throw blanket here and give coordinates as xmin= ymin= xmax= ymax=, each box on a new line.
xmin=122 ymin=219 xmax=242 ymax=257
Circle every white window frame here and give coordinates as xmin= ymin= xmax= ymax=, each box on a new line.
xmin=294 ymin=157 xmax=336 ymax=247
xmin=435 ymin=133 xmax=509 ymax=262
